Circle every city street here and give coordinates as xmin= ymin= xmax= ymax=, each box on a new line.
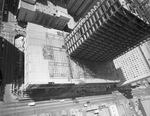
xmin=0 ymin=94 xmax=114 ymax=116
xmin=0 ymin=87 xmax=150 ymax=116
xmin=1 ymin=0 xmax=150 ymax=116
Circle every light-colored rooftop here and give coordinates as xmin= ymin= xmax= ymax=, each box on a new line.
xmin=24 ymin=23 xmax=120 ymax=86
xmin=141 ymin=99 xmax=150 ymax=116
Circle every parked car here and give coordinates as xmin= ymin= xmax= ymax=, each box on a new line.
xmin=72 ymin=98 xmax=79 ymax=103
xmin=59 ymin=99 xmax=65 ymax=102
xmin=83 ymin=103 xmax=88 ymax=107
xmin=128 ymin=103 xmax=133 ymax=109
xmin=28 ymin=102 xmax=36 ymax=106
xmin=86 ymin=101 xmax=90 ymax=104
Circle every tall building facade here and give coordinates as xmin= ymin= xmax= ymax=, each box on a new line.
xmin=0 ymin=0 xmax=4 ymax=29
xmin=140 ymin=40 xmax=150 ymax=67
xmin=65 ymin=0 xmax=99 ymax=21
xmin=65 ymin=0 xmax=150 ymax=62
xmin=114 ymin=42 xmax=150 ymax=86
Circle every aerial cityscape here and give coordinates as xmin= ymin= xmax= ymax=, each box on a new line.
xmin=0 ymin=0 xmax=150 ymax=116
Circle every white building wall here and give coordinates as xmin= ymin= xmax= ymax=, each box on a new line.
xmin=140 ymin=41 xmax=150 ymax=67
xmin=114 ymin=46 xmax=150 ymax=86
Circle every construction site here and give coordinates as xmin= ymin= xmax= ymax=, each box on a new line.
xmin=0 ymin=0 xmax=150 ymax=115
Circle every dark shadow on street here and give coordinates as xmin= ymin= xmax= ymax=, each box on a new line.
xmin=114 ymin=68 xmax=133 ymax=99
xmin=117 ymin=87 xmax=133 ymax=99
xmin=24 ymin=83 xmax=114 ymax=101
xmin=23 ymin=51 xmax=121 ymax=101
xmin=0 ymin=35 xmax=24 ymax=101
xmin=24 ymin=82 xmax=134 ymax=101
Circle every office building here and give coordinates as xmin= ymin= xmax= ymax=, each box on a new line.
xmin=17 ymin=0 xmax=71 ymax=30
xmin=65 ymin=0 xmax=150 ymax=62
xmin=114 ymin=45 xmax=150 ymax=86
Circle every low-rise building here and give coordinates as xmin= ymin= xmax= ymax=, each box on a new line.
xmin=17 ymin=0 xmax=70 ymax=30
xmin=23 ymin=23 xmax=120 ymax=89
xmin=140 ymin=99 xmax=150 ymax=116
xmin=108 ymin=105 xmax=119 ymax=116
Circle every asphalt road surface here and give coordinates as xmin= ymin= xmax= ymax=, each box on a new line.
xmin=0 ymin=94 xmax=115 ymax=116
xmin=0 ymin=87 xmax=150 ymax=116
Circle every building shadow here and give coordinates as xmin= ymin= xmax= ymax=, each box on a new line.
xmin=36 ymin=0 xmax=48 ymax=5
xmin=23 ymin=52 xmax=121 ymax=101
xmin=2 ymin=0 xmax=19 ymax=22
xmin=20 ymin=60 xmax=133 ymax=101
xmin=0 ymin=35 xmax=24 ymax=101
xmin=24 ymin=83 xmax=114 ymax=101
xmin=115 ymin=68 xmax=133 ymax=99
xmin=70 ymin=57 xmax=119 ymax=81
xmin=117 ymin=86 xmax=133 ymax=99
xmin=36 ymin=0 xmax=66 ymax=8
